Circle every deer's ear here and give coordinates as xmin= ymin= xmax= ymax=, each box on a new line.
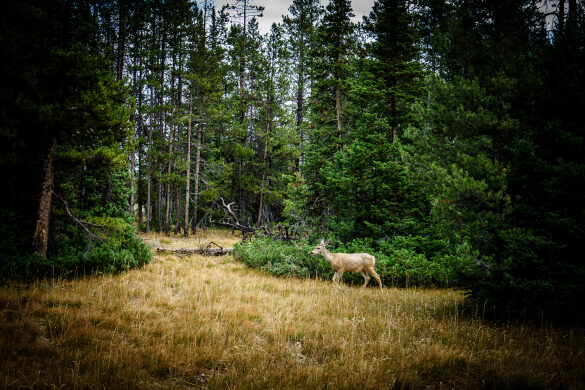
xmin=320 ymin=238 xmax=325 ymax=245
xmin=324 ymin=239 xmax=331 ymax=246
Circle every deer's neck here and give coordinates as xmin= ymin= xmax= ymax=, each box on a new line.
xmin=321 ymin=249 xmax=335 ymax=264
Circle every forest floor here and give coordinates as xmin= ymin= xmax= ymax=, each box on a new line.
xmin=1 ymin=229 xmax=584 ymax=389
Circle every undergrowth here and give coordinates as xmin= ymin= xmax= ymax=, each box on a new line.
xmin=233 ymin=236 xmax=475 ymax=288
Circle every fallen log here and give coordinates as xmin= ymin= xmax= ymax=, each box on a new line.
xmin=155 ymin=242 xmax=233 ymax=256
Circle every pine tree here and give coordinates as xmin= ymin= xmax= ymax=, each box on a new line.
xmin=256 ymin=23 xmax=293 ymax=226
xmin=363 ymin=0 xmax=424 ymax=142
xmin=283 ymin=0 xmax=323 ymax=168
xmin=305 ymin=0 xmax=355 ymax=220
xmin=320 ymin=0 xmax=425 ymax=240
xmin=0 ymin=0 xmax=150 ymax=273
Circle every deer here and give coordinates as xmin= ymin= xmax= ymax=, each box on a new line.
xmin=311 ymin=239 xmax=383 ymax=291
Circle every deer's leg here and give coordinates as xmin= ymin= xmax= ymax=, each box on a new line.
xmin=335 ymin=271 xmax=344 ymax=290
xmin=332 ymin=271 xmax=343 ymax=291
xmin=368 ymin=267 xmax=383 ymax=290
xmin=360 ymin=271 xmax=371 ymax=289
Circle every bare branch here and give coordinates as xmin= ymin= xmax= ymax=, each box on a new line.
xmin=53 ymin=192 xmax=110 ymax=258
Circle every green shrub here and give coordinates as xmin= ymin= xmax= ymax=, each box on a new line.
xmin=234 ymin=237 xmax=333 ymax=280
xmin=234 ymin=235 xmax=474 ymax=288
xmin=0 ymin=217 xmax=152 ymax=279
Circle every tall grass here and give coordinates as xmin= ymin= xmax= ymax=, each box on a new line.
xmin=1 ymin=229 xmax=583 ymax=389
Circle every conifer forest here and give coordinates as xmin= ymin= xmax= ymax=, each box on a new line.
xmin=2 ymin=0 xmax=585 ymax=388
xmin=2 ymin=0 xmax=585 ymax=330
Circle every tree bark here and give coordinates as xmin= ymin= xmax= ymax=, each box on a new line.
xmin=192 ymin=109 xmax=203 ymax=234
xmin=129 ymin=118 xmax=136 ymax=216
xmin=32 ymin=137 xmax=57 ymax=258
xmin=174 ymin=62 xmax=183 ymax=236
xmin=568 ymin=0 xmax=576 ymax=30
xmin=237 ymin=0 xmax=249 ymax=223
xmin=146 ymin=86 xmax=154 ymax=233
xmin=174 ymin=185 xmax=182 ymax=235
xmin=137 ymin=136 xmax=143 ymax=225
xmin=567 ymin=0 xmax=577 ymax=55
xmin=157 ymin=167 xmax=163 ymax=232
xmin=116 ymin=1 xmax=126 ymax=82
xmin=129 ymin=56 xmax=137 ymax=216
xmin=557 ymin=0 xmax=565 ymax=41
xmin=296 ymin=34 xmax=305 ymax=169
xmin=257 ymin=109 xmax=270 ymax=226
xmin=184 ymin=88 xmax=193 ymax=236
xmin=335 ymin=86 xmax=342 ymax=146
xmin=165 ymin=109 xmax=174 ymax=235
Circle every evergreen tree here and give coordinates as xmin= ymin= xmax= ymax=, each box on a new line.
xmin=405 ymin=0 xmax=585 ymax=320
xmin=283 ymin=0 xmax=323 ymax=168
xmin=0 ymin=0 xmax=151 ymax=275
xmin=363 ymin=0 xmax=424 ymax=142
xmin=256 ymin=23 xmax=295 ymax=226
xmin=321 ymin=0 xmax=425 ymax=241
xmin=305 ymin=0 xmax=355 ymax=222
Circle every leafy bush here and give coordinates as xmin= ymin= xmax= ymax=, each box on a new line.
xmin=234 ymin=235 xmax=476 ymax=288
xmin=0 ymin=217 xmax=152 ymax=279
xmin=234 ymin=237 xmax=333 ymax=280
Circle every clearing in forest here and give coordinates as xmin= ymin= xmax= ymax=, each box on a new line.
xmin=1 ymin=229 xmax=584 ymax=389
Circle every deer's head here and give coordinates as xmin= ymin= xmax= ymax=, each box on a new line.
xmin=311 ymin=239 xmax=331 ymax=256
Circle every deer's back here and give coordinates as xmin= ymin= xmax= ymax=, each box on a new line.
xmin=331 ymin=252 xmax=375 ymax=272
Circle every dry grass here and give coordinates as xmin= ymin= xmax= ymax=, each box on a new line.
xmin=1 ymin=228 xmax=584 ymax=389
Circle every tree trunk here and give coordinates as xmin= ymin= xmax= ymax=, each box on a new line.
xmin=335 ymin=86 xmax=342 ymax=146
xmin=146 ymin=86 xmax=154 ymax=233
xmin=567 ymin=0 xmax=577 ymax=54
xmin=239 ymin=165 xmax=246 ymax=222
xmin=157 ymin=35 xmax=166 ymax=234
xmin=32 ymin=137 xmax=57 ymax=258
xmin=174 ymin=185 xmax=182 ymax=235
xmin=135 ymin=46 xmax=144 ymax=224
xmin=184 ymin=88 xmax=193 ymax=236
xmin=257 ymin=115 xmax=270 ymax=227
xmin=192 ymin=109 xmax=203 ymax=234
xmin=157 ymin=167 xmax=163 ymax=232
xmin=136 ymin=134 xmax=144 ymax=226
xmin=137 ymin=137 xmax=143 ymax=225
xmin=129 ymin=118 xmax=136 ymax=216
xmin=568 ymin=0 xmax=576 ymax=30
xmin=237 ymin=0 xmax=248 ymax=223
xmin=240 ymin=0 xmax=247 ymax=101
xmin=557 ymin=0 xmax=565 ymax=41
xmin=165 ymin=109 xmax=174 ymax=235
xmin=296 ymin=35 xmax=305 ymax=169
xmin=116 ymin=1 xmax=126 ymax=82
xmin=129 ymin=59 xmax=137 ymax=216
xmin=174 ymin=52 xmax=183 ymax=236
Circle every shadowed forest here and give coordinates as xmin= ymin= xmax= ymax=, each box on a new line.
xmin=1 ymin=0 xmax=584 ymax=388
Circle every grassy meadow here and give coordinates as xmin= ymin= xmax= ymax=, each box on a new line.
xmin=1 ymin=229 xmax=584 ymax=389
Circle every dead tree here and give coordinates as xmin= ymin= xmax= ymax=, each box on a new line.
xmin=210 ymin=198 xmax=256 ymax=240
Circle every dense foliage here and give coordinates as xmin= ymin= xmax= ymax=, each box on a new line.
xmin=0 ymin=0 xmax=151 ymax=277
xmin=1 ymin=0 xmax=583 ymax=322
xmin=234 ymin=235 xmax=475 ymax=288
